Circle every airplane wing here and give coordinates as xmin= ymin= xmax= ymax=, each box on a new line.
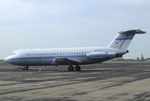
xmin=53 ymin=57 xmax=81 ymax=65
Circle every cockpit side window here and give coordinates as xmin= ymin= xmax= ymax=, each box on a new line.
xmin=94 ymin=49 xmax=103 ymax=52
xmin=12 ymin=52 xmax=16 ymax=55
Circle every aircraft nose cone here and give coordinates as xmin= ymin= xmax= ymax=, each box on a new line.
xmin=4 ymin=57 xmax=9 ymax=62
xmin=4 ymin=56 xmax=18 ymax=65
xmin=4 ymin=56 xmax=12 ymax=63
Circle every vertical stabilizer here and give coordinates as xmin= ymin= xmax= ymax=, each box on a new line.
xmin=107 ymin=29 xmax=145 ymax=50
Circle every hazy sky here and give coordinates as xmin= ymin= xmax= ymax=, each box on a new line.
xmin=0 ymin=0 xmax=149 ymax=59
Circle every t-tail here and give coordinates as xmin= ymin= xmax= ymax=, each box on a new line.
xmin=107 ymin=29 xmax=145 ymax=50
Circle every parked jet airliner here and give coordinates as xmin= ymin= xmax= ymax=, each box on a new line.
xmin=4 ymin=29 xmax=145 ymax=71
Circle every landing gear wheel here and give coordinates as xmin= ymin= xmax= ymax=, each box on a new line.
xmin=75 ymin=65 xmax=81 ymax=71
xmin=68 ymin=65 xmax=74 ymax=71
xmin=19 ymin=66 xmax=29 ymax=70
xmin=25 ymin=66 xmax=29 ymax=70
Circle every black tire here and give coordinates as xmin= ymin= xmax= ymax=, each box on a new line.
xmin=68 ymin=66 xmax=74 ymax=71
xmin=75 ymin=65 xmax=81 ymax=71
xmin=24 ymin=66 xmax=29 ymax=70
xmin=19 ymin=66 xmax=28 ymax=70
xmin=26 ymin=66 xmax=29 ymax=70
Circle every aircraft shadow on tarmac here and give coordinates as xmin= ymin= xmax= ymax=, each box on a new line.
xmin=0 ymin=68 xmax=113 ymax=73
xmin=0 ymin=64 xmax=129 ymax=73
xmin=17 ymin=68 xmax=114 ymax=73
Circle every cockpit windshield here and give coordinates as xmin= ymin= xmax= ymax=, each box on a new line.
xmin=12 ymin=52 xmax=17 ymax=55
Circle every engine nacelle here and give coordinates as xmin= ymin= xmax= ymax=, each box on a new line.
xmin=86 ymin=52 xmax=117 ymax=59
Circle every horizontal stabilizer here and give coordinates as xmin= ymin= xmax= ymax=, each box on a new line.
xmin=119 ymin=29 xmax=145 ymax=34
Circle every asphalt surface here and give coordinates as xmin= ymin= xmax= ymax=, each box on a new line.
xmin=0 ymin=61 xmax=150 ymax=101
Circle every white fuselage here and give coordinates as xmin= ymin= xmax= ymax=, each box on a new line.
xmin=4 ymin=47 xmax=126 ymax=66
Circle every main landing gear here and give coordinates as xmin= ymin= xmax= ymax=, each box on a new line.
xmin=68 ymin=65 xmax=81 ymax=71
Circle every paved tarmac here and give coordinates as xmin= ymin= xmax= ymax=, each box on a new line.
xmin=0 ymin=61 xmax=150 ymax=101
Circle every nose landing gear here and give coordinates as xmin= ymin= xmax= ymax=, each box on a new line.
xmin=19 ymin=66 xmax=29 ymax=70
